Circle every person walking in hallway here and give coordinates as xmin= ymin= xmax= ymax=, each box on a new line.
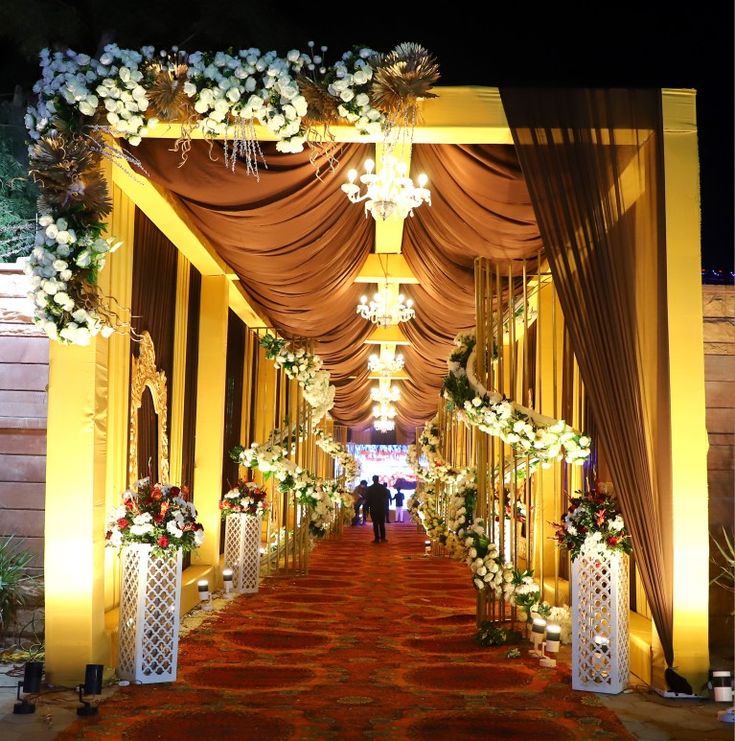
xmin=393 ymin=486 xmax=405 ymax=523
xmin=365 ymin=475 xmax=389 ymax=542
xmin=351 ymin=479 xmax=367 ymax=526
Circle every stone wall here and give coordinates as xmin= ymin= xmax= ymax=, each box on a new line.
xmin=703 ymin=284 xmax=735 ymax=656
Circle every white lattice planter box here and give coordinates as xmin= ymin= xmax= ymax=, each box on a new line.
xmin=117 ymin=544 xmax=182 ymax=684
xmin=224 ymin=513 xmax=262 ymax=593
xmin=572 ymin=550 xmax=629 ymax=694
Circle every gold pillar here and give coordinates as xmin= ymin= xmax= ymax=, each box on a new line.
xmin=191 ymin=275 xmax=229 ymax=568
xmin=655 ymin=89 xmax=709 ymax=688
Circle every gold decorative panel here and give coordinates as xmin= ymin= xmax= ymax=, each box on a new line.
xmin=129 ymin=331 xmax=170 ymax=486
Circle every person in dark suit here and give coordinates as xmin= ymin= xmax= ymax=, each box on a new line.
xmin=365 ymin=475 xmax=390 ymax=543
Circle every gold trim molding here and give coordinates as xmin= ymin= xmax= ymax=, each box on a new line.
xmin=128 ymin=331 xmax=170 ymax=486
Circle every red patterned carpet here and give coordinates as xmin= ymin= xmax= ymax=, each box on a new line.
xmin=59 ymin=522 xmax=632 ymax=740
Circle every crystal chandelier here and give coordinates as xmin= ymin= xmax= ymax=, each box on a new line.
xmin=374 ymin=418 xmax=395 ymax=433
xmin=370 ymin=384 xmax=401 ymax=403
xmin=342 ymin=155 xmax=431 ymax=221
xmin=372 ymin=402 xmax=397 ymax=419
xmin=368 ymin=352 xmax=405 ymax=375
xmin=357 ymin=283 xmax=414 ymax=327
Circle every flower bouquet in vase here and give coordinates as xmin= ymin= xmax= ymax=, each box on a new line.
xmin=221 ymin=481 xmax=269 ymax=593
xmin=105 ymin=478 xmax=204 ymax=684
xmin=555 ymin=485 xmax=632 ymax=694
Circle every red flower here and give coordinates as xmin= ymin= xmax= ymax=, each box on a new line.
xmin=151 ymin=487 xmax=162 ymax=501
xmin=157 ymin=535 xmax=169 ymax=548
xmin=170 ymin=486 xmax=180 ymax=498
xmin=607 ymin=535 xmax=620 ymax=547
xmin=117 ymin=518 xmax=129 ymax=529
xmin=153 ymin=514 xmax=164 ymax=524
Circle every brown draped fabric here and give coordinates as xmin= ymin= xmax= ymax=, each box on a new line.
xmin=500 ymin=88 xmax=676 ymax=672
xmin=399 ymin=144 xmax=542 ymax=428
xmin=130 ymin=208 xmax=179 ymax=478
xmin=134 ymin=141 xmax=541 ymax=434
xmin=135 ymin=140 xmax=376 ymax=426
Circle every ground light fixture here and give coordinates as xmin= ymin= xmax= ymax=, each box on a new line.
xmin=529 ymin=617 xmax=547 ymax=657
xmin=198 ymin=578 xmax=212 ymax=609
xmin=13 ymin=661 xmax=43 ymax=714
xmin=539 ymin=624 xmax=561 ymax=668
xmin=77 ymin=664 xmax=104 ymax=716
xmin=222 ymin=568 xmax=234 ymax=595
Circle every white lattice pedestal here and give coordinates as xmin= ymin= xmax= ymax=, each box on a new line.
xmin=224 ymin=513 xmax=262 ymax=593
xmin=572 ymin=550 xmax=629 ymax=694
xmin=117 ymin=544 xmax=182 ymax=684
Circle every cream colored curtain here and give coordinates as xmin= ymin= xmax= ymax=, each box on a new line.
xmin=501 ymin=89 xmax=677 ymax=673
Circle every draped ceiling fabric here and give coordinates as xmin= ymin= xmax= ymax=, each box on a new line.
xmin=400 ymin=144 xmax=542 ymax=428
xmin=500 ymin=89 xmax=677 ymax=675
xmin=134 ymin=140 xmax=541 ymax=433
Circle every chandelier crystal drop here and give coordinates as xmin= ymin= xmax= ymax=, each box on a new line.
xmin=373 ymin=418 xmax=395 ymax=433
xmin=370 ymin=384 xmax=401 ymax=403
xmin=341 ymin=155 xmax=431 ymax=221
xmin=357 ymin=283 xmax=415 ymax=327
xmin=368 ymin=352 xmax=405 ymax=375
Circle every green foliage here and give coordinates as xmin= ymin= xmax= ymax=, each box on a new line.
xmin=0 ymin=536 xmax=37 ymax=639
xmin=475 ymin=621 xmax=522 ymax=648
xmin=0 ymin=135 xmax=37 ymax=261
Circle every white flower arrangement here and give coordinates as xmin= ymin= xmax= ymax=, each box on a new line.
xmin=23 ymin=214 xmax=121 ymax=344
xmin=185 ymin=48 xmax=309 ymax=152
xmin=444 ymin=332 xmax=592 ymax=468
xmin=328 ymin=48 xmax=384 ymax=136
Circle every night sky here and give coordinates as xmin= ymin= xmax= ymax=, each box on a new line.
xmin=0 ymin=2 xmax=731 ymax=271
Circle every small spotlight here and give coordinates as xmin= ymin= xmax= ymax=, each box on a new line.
xmin=198 ymin=579 xmax=211 ymax=609
xmin=223 ymin=568 xmax=234 ymax=595
xmin=13 ymin=661 xmax=43 ymax=714
xmin=77 ymin=664 xmax=103 ymax=716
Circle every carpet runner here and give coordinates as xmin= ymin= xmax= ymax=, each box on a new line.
xmin=59 ymin=522 xmax=632 ymax=739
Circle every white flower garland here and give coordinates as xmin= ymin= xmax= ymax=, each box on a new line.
xmin=445 ymin=332 xmax=592 ymax=468
xmin=261 ymin=335 xmax=335 ymax=424
xmin=314 ymin=428 xmax=358 ymax=482
xmin=23 ymin=215 xmax=121 ymax=344
xmin=25 ymin=43 xmax=427 ymax=346
xmin=237 ymin=442 xmax=335 ymax=536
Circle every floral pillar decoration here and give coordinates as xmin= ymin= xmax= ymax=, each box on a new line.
xmin=221 ymin=482 xmax=269 ymax=593
xmin=106 ymin=479 xmax=204 ymax=684
xmin=555 ymin=487 xmax=632 ymax=694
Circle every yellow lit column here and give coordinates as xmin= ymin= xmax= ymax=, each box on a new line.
xmin=655 ymin=89 xmax=709 ymax=689
xmin=102 ymin=184 xmax=135 ymax=613
xmin=45 ymin=341 xmax=109 ymax=684
xmin=191 ymin=275 xmax=229 ymax=567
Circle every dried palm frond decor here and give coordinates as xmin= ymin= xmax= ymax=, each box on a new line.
xmin=29 ymin=134 xmax=111 ymax=223
xmin=143 ymin=51 xmax=201 ymax=168
xmin=370 ymin=42 xmax=440 ymax=137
